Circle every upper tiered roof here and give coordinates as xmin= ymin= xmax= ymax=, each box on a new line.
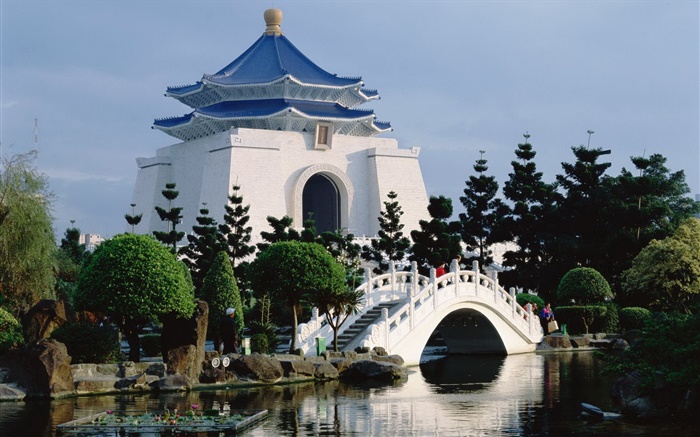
xmin=154 ymin=9 xmax=390 ymax=141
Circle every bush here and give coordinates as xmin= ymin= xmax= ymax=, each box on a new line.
xmin=140 ymin=333 xmax=161 ymax=357
xmin=554 ymin=305 xmax=607 ymax=334
xmin=51 ymin=321 xmax=121 ymax=363
xmin=250 ymin=333 xmax=269 ymax=354
xmin=557 ymin=267 xmax=613 ymax=305
xmin=594 ymin=301 xmax=620 ymax=333
xmin=0 ymin=307 xmax=24 ymax=354
xmin=247 ymin=320 xmax=280 ymax=352
xmin=516 ymin=293 xmax=545 ymax=310
xmin=619 ymin=307 xmax=652 ymax=331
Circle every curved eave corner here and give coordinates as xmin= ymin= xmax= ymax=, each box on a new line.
xmin=166 ymin=82 xmax=204 ymax=97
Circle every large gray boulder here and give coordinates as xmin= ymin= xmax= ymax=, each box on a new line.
xmin=230 ymin=354 xmax=284 ymax=383
xmin=0 ymin=339 xmax=74 ymax=398
xmin=341 ymin=359 xmax=408 ymax=382
xmin=278 ymin=359 xmax=316 ymax=378
xmin=313 ymin=361 xmax=339 ymax=380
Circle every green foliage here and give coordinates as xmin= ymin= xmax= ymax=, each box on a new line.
xmin=605 ymin=312 xmax=700 ymax=391
xmin=218 ymin=185 xmax=256 ymax=283
xmin=124 ymin=203 xmax=142 ymax=233
xmin=499 ymin=134 xmax=559 ymax=295
xmin=250 ymin=241 xmax=346 ymax=352
xmin=557 ymin=267 xmax=613 ymax=305
xmin=361 ymin=191 xmax=412 ymax=274
xmin=250 ymin=333 xmax=270 ymax=354
xmin=317 ymin=229 xmax=363 ymax=290
xmin=619 ymin=307 xmax=652 ymax=331
xmin=60 ymin=226 xmax=86 ymax=265
xmin=153 ymin=182 xmax=185 ymax=253
xmin=180 ymin=207 xmax=225 ymax=295
xmin=621 ymin=218 xmax=700 ymax=312
xmin=515 ymin=293 xmax=545 ymax=310
xmin=409 ymin=196 xmax=462 ymax=274
xmin=50 ymin=321 xmax=121 ymax=363
xmin=0 ymin=307 xmax=24 ymax=354
xmin=74 ymin=233 xmax=195 ymax=361
xmin=460 ymin=151 xmax=506 ymax=267
xmin=0 ymin=151 xmax=57 ymax=317
xmin=256 ymin=216 xmax=301 ymax=252
xmin=140 ymin=333 xmax=161 ymax=357
xmin=247 ymin=320 xmax=280 ymax=352
xmin=554 ymin=305 xmax=608 ymax=334
xmin=596 ymin=301 xmax=620 ymax=333
xmin=201 ymin=251 xmax=244 ymax=341
xmin=308 ymin=287 xmax=364 ymax=351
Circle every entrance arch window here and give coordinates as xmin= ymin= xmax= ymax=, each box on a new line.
xmin=303 ymin=174 xmax=340 ymax=235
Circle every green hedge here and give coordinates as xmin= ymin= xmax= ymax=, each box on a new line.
xmin=250 ymin=333 xmax=270 ymax=354
xmin=0 ymin=308 xmax=24 ymax=354
xmin=594 ymin=301 xmax=620 ymax=333
xmin=51 ymin=321 xmax=121 ymax=363
xmin=557 ymin=267 xmax=613 ymax=305
xmin=140 ymin=333 xmax=161 ymax=357
xmin=619 ymin=307 xmax=652 ymax=331
xmin=554 ymin=305 xmax=608 ymax=334
xmin=516 ymin=293 xmax=545 ymax=310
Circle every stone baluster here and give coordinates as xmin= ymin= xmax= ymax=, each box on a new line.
xmin=472 ymin=260 xmax=479 ymax=296
xmin=411 ymin=261 xmax=418 ymax=297
xmin=382 ymin=307 xmax=390 ymax=350
xmin=389 ymin=260 xmax=396 ymax=299
xmin=510 ymin=287 xmax=516 ymax=318
xmin=430 ymin=267 xmax=437 ymax=309
xmin=364 ymin=267 xmax=372 ymax=308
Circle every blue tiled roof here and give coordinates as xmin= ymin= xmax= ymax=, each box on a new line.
xmin=203 ymin=34 xmax=361 ymax=87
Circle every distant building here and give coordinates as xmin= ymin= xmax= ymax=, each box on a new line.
xmin=131 ymin=8 xmax=429 ymax=243
xmin=79 ymin=233 xmax=104 ymax=251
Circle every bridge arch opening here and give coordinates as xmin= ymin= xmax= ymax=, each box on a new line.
xmin=427 ymin=309 xmax=507 ymax=356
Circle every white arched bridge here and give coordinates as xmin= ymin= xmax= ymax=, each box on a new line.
xmin=297 ymin=260 xmax=544 ymax=366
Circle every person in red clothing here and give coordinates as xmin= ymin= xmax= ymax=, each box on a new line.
xmin=435 ymin=262 xmax=446 ymax=277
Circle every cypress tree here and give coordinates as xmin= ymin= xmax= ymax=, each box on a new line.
xmin=362 ymin=191 xmax=411 ymax=274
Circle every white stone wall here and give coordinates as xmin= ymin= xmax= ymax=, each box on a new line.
xmin=131 ymin=128 xmax=429 ymax=244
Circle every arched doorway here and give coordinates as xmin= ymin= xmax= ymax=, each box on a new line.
xmin=302 ymin=174 xmax=340 ymax=234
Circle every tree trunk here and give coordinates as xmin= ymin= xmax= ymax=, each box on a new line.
xmin=290 ymin=304 xmax=298 ymax=353
xmin=124 ymin=325 xmax=141 ymax=362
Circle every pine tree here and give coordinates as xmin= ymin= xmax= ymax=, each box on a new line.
xmin=199 ymin=251 xmax=244 ymax=351
xmin=60 ymin=223 xmax=86 ymax=265
xmin=459 ymin=151 xmax=506 ymax=267
xmin=218 ymin=185 xmax=256 ymax=281
xmin=361 ymin=191 xmax=411 ymax=274
xmin=318 ymin=229 xmax=363 ymax=289
xmin=124 ymin=203 xmax=142 ymax=233
xmin=409 ymin=196 xmax=462 ymax=274
xmin=153 ymin=183 xmax=185 ymax=253
xmin=256 ymin=215 xmax=301 ymax=252
xmin=180 ymin=206 xmax=224 ymax=295
xmin=499 ymin=134 xmax=559 ymax=293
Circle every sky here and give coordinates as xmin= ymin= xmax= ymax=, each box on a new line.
xmin=1 ymin=0 xmax=698 ymax=240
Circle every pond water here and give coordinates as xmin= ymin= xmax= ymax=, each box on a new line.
xmin=0 ymin=350 xmax=692 ymax=436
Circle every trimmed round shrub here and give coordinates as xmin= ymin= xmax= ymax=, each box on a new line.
xmin=620 ymin=307 xmax=653 ymax=331
xmin=0 ymin=308 xmax=24 ymax=354
xmin=250 ymin=333 xmax=270 ymax=354
xmin=593 ymin=301 xmax=620 ymax=333
xmin=516 ymin=293 xmax=545 ymax=310
xmin=140 ymin=333 xmax=161 ymax=357
xmin=51 ymin=321 xmax=121 ymax=363
xmin=557 ymin=267 xmax=613 ymax=305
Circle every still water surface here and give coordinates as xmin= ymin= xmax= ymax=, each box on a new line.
xmin=0 ymin=351 xmax=691 ymax=436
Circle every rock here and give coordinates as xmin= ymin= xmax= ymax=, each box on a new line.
xmin=313 ymin=361 xmax=339 ymax=380
xmin=279 ymin=359 xmax=316 ymax=378
xmin=199 ymin=367 xmax=231 ymax=383
xmin=229 ymin=354 xmax=284 ymax=383
xmin=150 ymin=374 xmax=191 ymax=391
xmin=373 ymin=354 xmax=405 ymax=366
xmin=329 ymin=358 xmax=354 ymax=374
xmin=612 ymin=370 xmax=663 ymax=418
xmin=0 ymin=339 xmax=74 ymax=398
xmin=0 ymin=383 xmax=27 ymax=401
xmin=354 ymin=346 xmax=371 ymax=354
xmin=74 ymin=377 xmax=120 ymax=394
xmin=569 ymin=336 xmax=591 ymax=348
xmin=161 ymin=300 xmax=208 ymax=381
xmin=114 ymin=373 xmax=148 ymax=390
xmin=21 ymin=300 xmax=70 ymax=344
xmin=541 ymin=335 xmax=572 ymax=349
xmin=612 ymin=338 xmax=630 ymax=351
xmin=164 ymin=345 xmax=199 ymax=380
xmin=341 ymin=360 xmax=408 ymax=382
xmin=372 ymin=346 xmax=388 ymax=356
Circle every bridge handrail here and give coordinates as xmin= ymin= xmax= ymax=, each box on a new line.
xmin=296 ymin=259 xmax=541 ymax=355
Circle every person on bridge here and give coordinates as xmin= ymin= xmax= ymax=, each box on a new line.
xmin=541 ymin=303 xmax=555 ymax=334
xmin=435 ymin=262 xmax=446 ymax=278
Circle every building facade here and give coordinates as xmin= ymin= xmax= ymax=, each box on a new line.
xmin=131 ymin=9 xmax=429 ymax=242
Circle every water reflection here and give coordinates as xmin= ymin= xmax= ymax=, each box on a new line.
xmin=1 ymin=352 xmax=692 ymax=436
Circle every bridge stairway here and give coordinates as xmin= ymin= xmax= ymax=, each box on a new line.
xmin=332 ymin=301 xmax=403 ymax=351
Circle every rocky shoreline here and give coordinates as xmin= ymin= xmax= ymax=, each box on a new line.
xmin=0 ymin=340 xmax=408 ymax=402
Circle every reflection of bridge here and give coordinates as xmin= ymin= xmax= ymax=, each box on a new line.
xmin=297 ymin=261 xmax=544 ymax=366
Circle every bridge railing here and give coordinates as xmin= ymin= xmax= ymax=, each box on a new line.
xmin=296 ymin=260 xmax=542 ymax=355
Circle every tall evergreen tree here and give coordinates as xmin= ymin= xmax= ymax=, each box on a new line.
xmin=409 ymin=196 xmax=462 ymax=274
xmin=180 ymin=206 xmax=224 ymax=295
xmin=153 ymin=183 xmax=185 ymax=253
xmin=60 ymin=223 xmax=86 ymax=265
xmin=124 ymin=203 xmax=142 ymax=233
xmin=554 ymin=145 xmax=613 ymax=270
xmin=318 ymin=229 xmax=363 ymax=289
xmin=218 ymin=185 xmax=256 ymax=284
xmin=201 ymin=251 xmax=244 ymax=349
xmin=459 ymin=150 xmax=506 ymax=267
xmin=499 ymin=134 xmax=559 ymax=293
xmin=361 ymin=191 xmax=412 ymax=274
xmin=256 ymin=215 xmax=301 ymax=252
